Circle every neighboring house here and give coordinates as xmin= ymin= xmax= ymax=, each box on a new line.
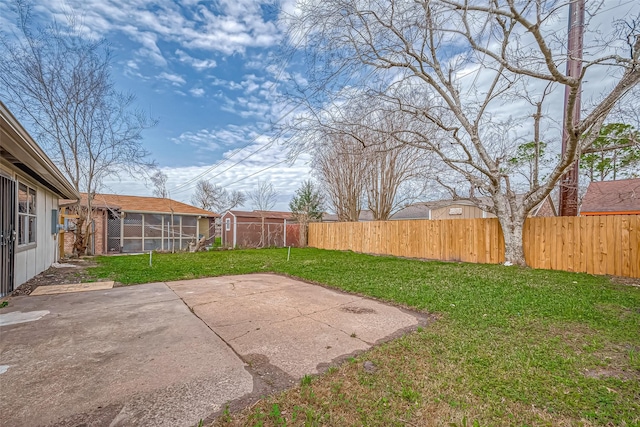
xmin=391 ymin=195 xmax=556 ymax=221
xmin=392 ymin=199 xmax=495 ymax=220
xmin=319 ymin=197 xmax=556 ymax=224
xmin=60 ymin=193 xmax=218 ymax=255
xmin=0 ymin=102 xmax=79 ymax=296
xmin=321 ymin=210 xmax=375 ymax=222
xmin=580 ymin=178 xmax=640 ymax=216
xmin=221 ymin=210 xmax=300 ymax=248
xmin=533 ymin=195 xmax=557 ymax=217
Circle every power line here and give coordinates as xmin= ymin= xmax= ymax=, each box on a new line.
xmin=167 ymin=35 xmax=312 ymax=194
xmin=167 ymin=104 xmax=293 ymax=194
xmin=170 ymin=139 xmax=283 ymax=195
xmin=231 ymin=159 xmax=289 ymax=185
xmin=172 ymin=0 xmax=634 ymax=194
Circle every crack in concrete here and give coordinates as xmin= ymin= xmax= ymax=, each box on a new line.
xmin=172 ymin=283 xmax=301 ymax=313
xmin=297 ymin=298 xmax=363 ymax=317
xmin=208 ymin=297 xmax=362 ymax=334
xmin=229 ymin=298 xmax=362 ymax=330
xmin=227 ymin=310 xmax=308 ymax=341
xmin=168 ymin=277 xmax=406 ymax=372
xmin=226 ymin=298 xmax=373 ymax=345
xmin=164 ymin=284 xmax=250 ymax=368
xmin=309 ymin=315 xmax=373 ymax=346
xmin=172 ymin=284 xmax=353 ymax=329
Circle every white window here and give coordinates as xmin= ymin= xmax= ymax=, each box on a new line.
xmin=18 ymin=182 xmax=36 ymax=246
xmin=225 ymin=217 xmax=231 ymax=231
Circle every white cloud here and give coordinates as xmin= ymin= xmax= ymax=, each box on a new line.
xmin=171 ymin=124 xmax=264 ymax=152
xmin=102 ymin=146 xmax=313 ymax=212
xmin=189 ymin=87 xmax=205 ymax=97
xmin=175 ymin=49 xmax=217 ymax=70
xmin=209 ymin=77 xmax=244 ymax=90
xmin=157 ymin=72 xmax=186 ymax=86
xmin=235 ymin=96 xmax=273 ymax=118
xmin=122 ymin=28 xmax=167 ymax=66
xmin=123 ymin=59 xmax=149 ymax=80
xmin=172 ymin=129 xmax=221 ymax=151
xmin=33 ymin=0 xmax=283 ymax=59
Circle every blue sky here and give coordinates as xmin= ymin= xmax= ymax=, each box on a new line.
xmin=2 ymin=0 xmax=638 ymax=211
xmin=1 ymin=0 xmax=309 ymax=210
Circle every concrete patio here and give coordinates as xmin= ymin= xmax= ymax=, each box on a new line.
xmin=0 ymin=273 xmax=426 ymax=426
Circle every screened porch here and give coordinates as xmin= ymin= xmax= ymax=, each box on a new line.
xmin=107 ymin=212 xmax=201 ymax=253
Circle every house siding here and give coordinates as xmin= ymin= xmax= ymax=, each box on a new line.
xmin=221 ymin=212 xmax=234 ymax=247
xmin=430 ymin=204 xmax=495 ymax=220
xmin=1 ymin=164 xmax=60 ymax=288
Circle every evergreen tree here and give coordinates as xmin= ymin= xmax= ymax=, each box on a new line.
xmin=581 ymin=123 xmax=640 ymax=182
xmin=289 ymin=181 xmax=324 ymax=247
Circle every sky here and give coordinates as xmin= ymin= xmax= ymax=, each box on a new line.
xmin=1 ymin=0 xmax=638 ymax=212
xmin=1 ymin=0 xmax=309 ymax=211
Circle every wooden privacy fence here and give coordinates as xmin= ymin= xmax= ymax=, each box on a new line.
xmin=308 ymin=215 xmax=640 ymax=278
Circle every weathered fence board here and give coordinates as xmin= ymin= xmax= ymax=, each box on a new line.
xmin=308 ymin=215 xmax=640 ymax=278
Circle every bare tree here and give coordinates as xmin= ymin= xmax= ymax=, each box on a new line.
xmin=191 ymin=180 xmax=216 ymax=211
xmin=151 ymin=171 xmax=169 ymax=198
xmin=313 ymin=133 xmax=367 ymax=221
xmin=249 ymin=181 xmax=279 ymax=247
xmin=307 ymin=98 xmax=432 ymax=221
xmin=0 ymin=2 xmax=155 ymax=255
xmin=224 ymin=190 xmax=247 ymax=213
xmin=282 ymin=0 xmax=640 ymax=265
xmin=348 ymin=105 xmax=430 ymax=220
xmin=191 ymin=179 xmax=246 ymax=213
xmin=249 ymin=181 xmax=278 ymax=212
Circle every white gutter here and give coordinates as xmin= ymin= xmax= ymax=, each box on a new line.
xmin=0 ymin=102 xmax=78 ymax=199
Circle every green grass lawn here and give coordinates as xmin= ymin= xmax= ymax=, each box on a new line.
xmin=91 ymin=248 xmax=640 ymax=426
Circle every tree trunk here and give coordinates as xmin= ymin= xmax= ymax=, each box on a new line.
xmin=72 ymin=215 xmax=86 ymax=256
xmin=498 ymin=214 xmax=526 ymax=266
xmin=73 ymin=209 xmax=92 ymax=256
xmin=299 ymin=221 xmax=308 ymax=247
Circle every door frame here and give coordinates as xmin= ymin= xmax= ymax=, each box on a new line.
xmin=1 ymin=174 xmax=16 ymax=296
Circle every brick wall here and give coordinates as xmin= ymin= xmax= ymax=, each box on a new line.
xmin=63 ymin=227 xmax=74 ymax=256
xmin=62 ymin=208 xmax=108 ymax=256
xmin=93 ymin=210 xmax=106 ymax=255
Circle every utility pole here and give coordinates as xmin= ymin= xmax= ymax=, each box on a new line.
xmin=559 ymin=0 xmax=585 ymax=216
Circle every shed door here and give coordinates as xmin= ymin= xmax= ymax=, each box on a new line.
xmin=0 ymin=175 xmax=16 ymax=296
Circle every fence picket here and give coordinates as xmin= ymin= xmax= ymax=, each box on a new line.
xmin=308 ymin=215 xmax=640 ymax=278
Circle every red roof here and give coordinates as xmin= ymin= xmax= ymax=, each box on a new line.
xmin=581 ymin=179 xmax=640 ymax=214
xmin=61 ymin=193 xmax=219 ymax=217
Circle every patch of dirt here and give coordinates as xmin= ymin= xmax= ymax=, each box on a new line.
xmin=11 ymin=258 xmax=99 ymax=296
xmin=609 ymin=275 xmax=640 ymax=287
xmin=202 ymin=353 xmax=297 ymax=424
xmin=583 ymin=367 xmax=634 ymax=380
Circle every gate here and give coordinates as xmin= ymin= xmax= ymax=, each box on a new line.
xmin=107 ymin=218 xmax=121 ymax=253
xmin=1 ymin=175 xmax=16 ymax=296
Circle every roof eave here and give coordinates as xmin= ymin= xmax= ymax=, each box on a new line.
xmin=0 ymin=102 xmax=79 ymax=200
xmin=122 ymin=209 xmax=218 ymax=217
